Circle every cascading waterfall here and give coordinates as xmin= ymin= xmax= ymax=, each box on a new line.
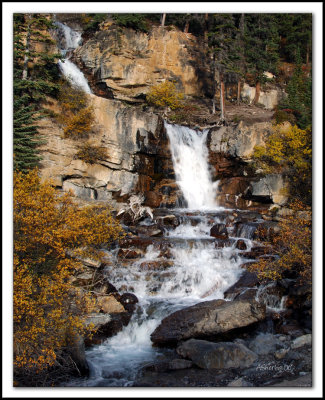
xmin=164 ymin=122 xmax=219 ymax=210
xmin=69 ymin=123 xmax=252 ymax=387
xmin=54 ymin=21 xmax=92 ymax=93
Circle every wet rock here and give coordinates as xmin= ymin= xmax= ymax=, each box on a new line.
xmin=139 ymin=260 xmax=174 ymax=271
xmin=117 ymin=248 xmax=144 ymax=259
xmin=118 ymin=292 xmax=139 ymax=313
xmin=248 ymin=333 xmax=284 ymax=356
xmin=224 ymin=270 xmax=260 ymax=300
xmin=255 ymin=282 xmax=286 ymax=310
xmin=176 ymin=339 xmax=257 ymax=369
xmin=291 ymin=334 xmax=312 ymax=349
xmin=155 ymin=214 xmax=179 ymax=228
xmin=96 ymin=294 xmax=126 ymax=314
xmin=214 ymin=238 xmax=236 ymax=248
xmin=236 ymin=288 xmax=258 ymax=302
xmin=150 ymin=299 xmax=266 ymax=346
xmin=128 ymin=225 xmax=163 ymax=237
xmin=210 ymin=223 xmax=228 ymax=239
xmin=236 ymin=239 xmax=247 ymax=250
xmin=85 ymin=312 xmax=132 ymax=346
xmin=240 ymin=246 xmax=273 ymax=260
xmin=233 ymin=222 xmax=259 ymax=239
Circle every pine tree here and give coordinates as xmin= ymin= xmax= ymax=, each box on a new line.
xmin=244 ymin=14 xmax=279 ymax=104
xmin=13 ymin=13 xmax=62 ymax=103
xmin=276 ymin=14 xmax=312 ymax=64
xmin=282 ymin=48 xmax=312 ymax=129
xmin=13 ymin=96 xmax=44 ymax=173
xmin=207 ymin=14 xmax=239 ymax=118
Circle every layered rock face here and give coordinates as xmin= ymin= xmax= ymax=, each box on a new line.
xmin=208 ymin=121 xmax=289 ymax=208
xmin=73 ymin=25 xmax=212 ymax=102
xmin=39 ymin=97 xmax=288 ymax=210
xmin=39 ymin=95 xmax=177 ymax=208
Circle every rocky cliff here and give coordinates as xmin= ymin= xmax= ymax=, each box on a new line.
xmin=38 ymin=21 xmax=289 ymax=210
xmin=39 ymin=95 xmax=287 ymax=211
xmin=73 ymin=24 xmax=212 ymax=102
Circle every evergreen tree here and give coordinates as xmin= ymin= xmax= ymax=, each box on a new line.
xmin=13 ymin=13 xmax=62 ymax=103
xmin=13 ymin=96 xmax=44 ymax=173
xmin=276 ymin=13 xmax=312 ymax=64
xmin=281 ymin=48 xmax=312 ymax=129
xmin=207 ymin=14 xmax=239 ymax=117
xmin=244 ymin=14 xmax=279 ymax=103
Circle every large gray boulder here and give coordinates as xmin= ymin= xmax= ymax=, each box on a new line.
xmin=176 ymin=339 xmax=257 ymax=369
xmin=150 ymin=299 xmax=266 ymax=345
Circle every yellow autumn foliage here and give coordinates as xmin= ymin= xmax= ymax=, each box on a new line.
xmin=247 ymin=200 xmax=312 ymax=284
xmin=253 ymin=124 xmax=312 ymax=204
xmin=63 ymin=106 xmax=95 ymax=139
xmin=146 ymin=81 xmax=184 ymax=110
xmin=13 ymin=169 xmax=124 ymax=374
xmin=56 ymin=81 xmax=95 ymax=139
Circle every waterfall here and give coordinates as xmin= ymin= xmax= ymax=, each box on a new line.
xmin=54 ymin=21 xmax=92 ymax=93
xmin=66 ymin=123 xmax=255 ymax=387
xmin=164 ymin=122 xmax=219 ymax=210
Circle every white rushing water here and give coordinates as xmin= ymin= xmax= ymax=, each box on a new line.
xmin=164 ymin=122 xmax=219 ymax=210
xmin=70 ymin=123 xmax=250 ymax=387
xmin=54 ymin=21 xmax=92 ymax=93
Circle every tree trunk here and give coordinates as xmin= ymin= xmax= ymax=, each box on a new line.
xmin=161 ymin=13 xmax=166 ymax=27
xmin=237 ymin=80 xmax=242 ymax=105
xmin=253 ymin=80 xmax=261 ymax=104
xmin=220 ymin=78 xmax=225 ymax=120
xmin=22 ymin=14 xmax=32 ymax=80
xmin=184 ymin=21 xmax=189 ymax=33
xmin=212 ymin=98 xmax=216 ymax=115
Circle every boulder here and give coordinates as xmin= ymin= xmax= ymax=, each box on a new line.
xmin=224 ymin=270 xmax=260 ymax=300
xmin=291 ymin=334 xmax=312 ymax=349
xmin=150 ymin=299 xmax=266 ymax=345
xmin=236 ymin=239 xmax=247 ymax=250
xmin=96 ymin=294 xmax=126 ymax=314
xmin=210 ymin=223 xmax=228 ymax=239
xmin=248 ymin=333 xmax=284 ymax=356
xmin=176 ymin=339 xmax=257 ymax=369
xmin=118 ymin=292 xmax=139 ymax=313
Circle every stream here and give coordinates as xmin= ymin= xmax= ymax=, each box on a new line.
xmin=65 ymin=122 xmax=275 ymax=387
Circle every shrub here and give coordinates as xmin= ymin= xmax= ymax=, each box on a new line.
xmin=272 ymin=108 xmax=296 ymax=125
xmin=75 ymin=142 xmax=107 ymax=164
xmin=169 ymin=103 xmax=199 ymax=124
xmin=57 ymin=80 xmax=88 ymax=115
xmin=247 ymin=200 xmax=311 ymax=284
xmin=13 ymin=170 xmax=124 ymax=381
xmin=252 ymin=124 xmax=312 ymax=204
xmin=56 ymin=80 xmax=95 ymax=139
xmin=63 ymin=106 xmax=95 ymax=139
xmin=146 ymin=81 xmax=184 ymax=111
